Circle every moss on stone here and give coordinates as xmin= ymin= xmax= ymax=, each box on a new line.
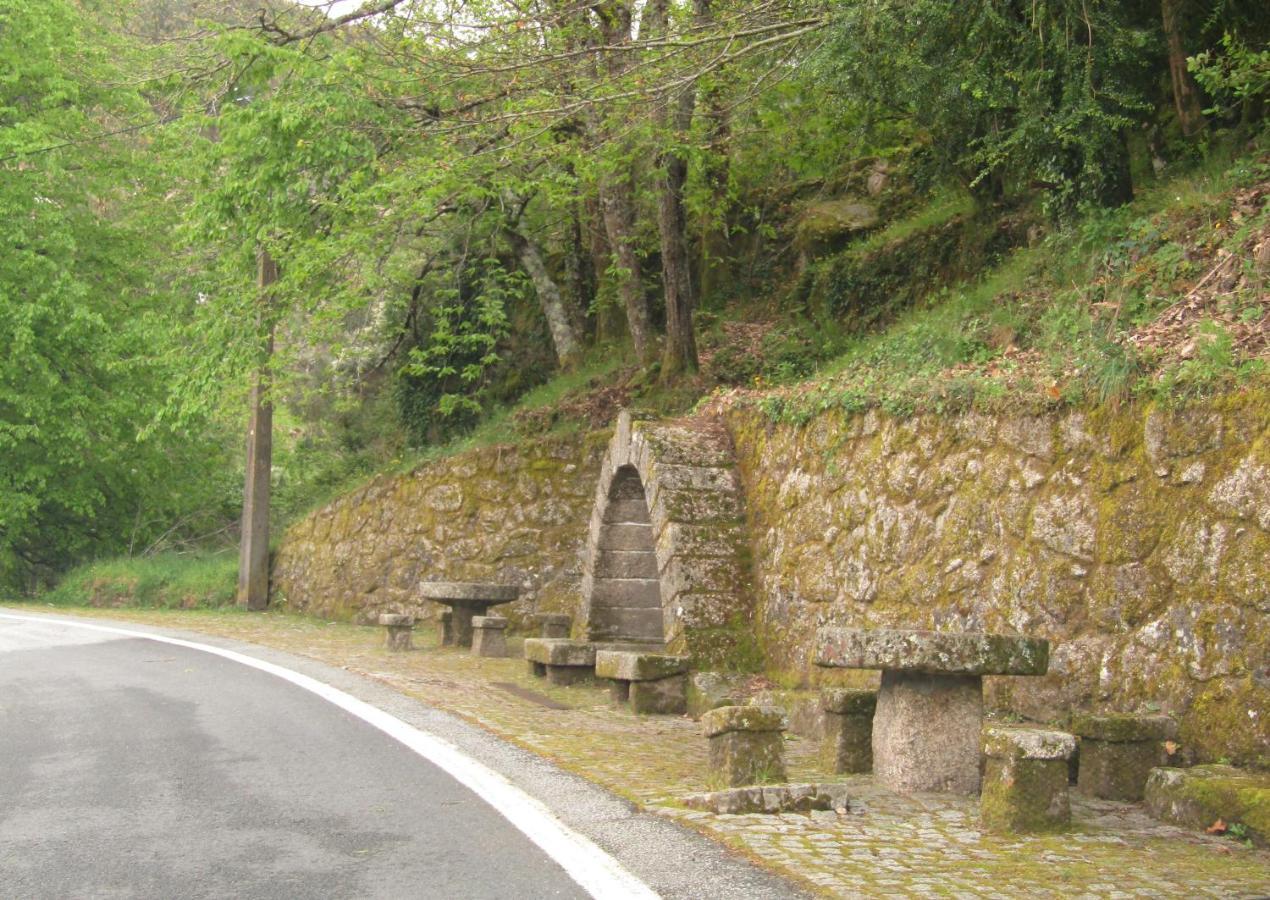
xmin=1145 ymin=765 xmax=1270 ymax=847
xmin=981 ymin=757 xmax=1072 ymax=833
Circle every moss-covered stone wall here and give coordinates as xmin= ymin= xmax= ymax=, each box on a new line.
xmin=271 ymin=431 xmax=608 ymax=627
xmin=725 ymin=389 xmax=1269 ymax=767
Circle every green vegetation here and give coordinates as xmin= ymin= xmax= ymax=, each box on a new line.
xmin=43 ymin=553 xmax=239 ymax=610
xmin=2 ymin=0 xmax=1266 ymax=594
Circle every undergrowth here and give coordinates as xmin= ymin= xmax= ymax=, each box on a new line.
xmin=43 ymin=552 xmax=239 ymax=609
xmin=732 ymin=143 xmax=1270 ymax=425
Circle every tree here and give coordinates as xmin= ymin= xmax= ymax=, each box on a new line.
xmin=0 ymin=0 xmax=232 ymax=591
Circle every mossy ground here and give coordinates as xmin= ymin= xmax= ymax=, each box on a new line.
xmin=6 ymin=604 xmax=1265 ymax=898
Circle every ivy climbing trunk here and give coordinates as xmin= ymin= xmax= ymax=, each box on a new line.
xmin=236 ymin=248 xmax=276 ymax=611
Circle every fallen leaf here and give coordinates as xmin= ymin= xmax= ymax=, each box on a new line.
xmin=1206 ymin=818 xmax=1227 ymax=835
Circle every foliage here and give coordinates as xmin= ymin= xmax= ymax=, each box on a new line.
xmin=816 ymin=0 xmax=1157 ymax=214
xmin=0 ymin=0 xmax=235 ymax=592
xmin=1190 ymin=32 xmax=1270 ymax=119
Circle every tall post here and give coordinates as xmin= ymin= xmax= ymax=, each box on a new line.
xmin=237 ymin=249 xmax=277 ymax=610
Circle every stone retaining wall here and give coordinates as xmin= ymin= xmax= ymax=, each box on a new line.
xmin=724 ymin=388 xmax=1269 ymax=767
xmin=271 ymin=432 xmax=608 ymax=626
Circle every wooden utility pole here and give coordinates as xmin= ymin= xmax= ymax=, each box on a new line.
xmin=236 ymin=249 xmax=277 ymax=611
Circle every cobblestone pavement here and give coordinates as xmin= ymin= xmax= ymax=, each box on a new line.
xmin=22 ymin=607 xmax=1269 ymax=899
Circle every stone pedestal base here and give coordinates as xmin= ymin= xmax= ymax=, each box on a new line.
xmin=1073 ymin=715 xmax=1173 ymax=801
xmin=630 ymin=675 xmax=687 ymax=715
xmin=873 ymin=670 xmax=983 ymax=794
xmin=982 ymin=758 xmax=1070 ymax=831
xmin=379 ymin=614 xmax=414 ymax=652
xmin=821 ymin=688 xmax=876 ymax=774
xmin=980 ymin=727 xmax=1077 ymax=832
xmin=438 ymin=610 xmax=454 ymax=647
xmin=471 ymin=616 xmax=508 ymax=658
xmin=1077 ymin=741 xmax=1162 ymax=801
xmin=546 ymin=665 xmax=592 ymax=686
xmin=535 ymin=613 xmax=572 ymax=639
xmin=702 ymin=706 xmax=787 ymax=788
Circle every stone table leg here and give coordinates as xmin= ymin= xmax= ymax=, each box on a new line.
xmin=873 ymin=670 xmax=983 ymax=794
xmin=449 ymin=603 xmax=479 ymax=648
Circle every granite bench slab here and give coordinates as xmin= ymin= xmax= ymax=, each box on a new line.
xmin=815 ymin=628 xmax=1049 ymax=676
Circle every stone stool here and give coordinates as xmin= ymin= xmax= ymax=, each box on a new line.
xmin=981 ymin=726 xmax=1077 ymax=832
xmin=378 ymin=614 xmax=414 ymax=652
xmin=702 ymin=706 xmax=787 ymax=788
xmin=1072 ymin=714 xmax=1175 ymax=801
xmin=820 ymin=688 xmax=876 ymax=774
xmin=815 ymin=628 xmax=1049 ymax=794
xmin=437 ymin=610 xmax=454 ymax=646
xmin=535 ymin=613 xmax=572 ymax=639
xmin=523 ymin=638 xmax=597 ymax=685
xmin=595 ymin=650 xmax=689 ymax=714
xmin=471 ymin=615 xmax=508 ymax=658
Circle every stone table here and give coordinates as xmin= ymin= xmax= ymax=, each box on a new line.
xmin=814 ymin=628 xmax=1049 ymax=795
xmin=418 ymin=582 xmax=519 ymax=648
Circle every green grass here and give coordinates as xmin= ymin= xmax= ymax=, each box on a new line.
xmin=851 ymin=188 xmax=974 ymax=256
xmin=43 ymin=551 xmax=239 ymax=610
xmin=748 ymin=144 xmax=1270 ymax=424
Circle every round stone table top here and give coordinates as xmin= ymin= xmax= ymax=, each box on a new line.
xmin=814 ymin=628 xmax=1049 ymax=676
xmin=417 ymin=581 xmax=519 ymax=605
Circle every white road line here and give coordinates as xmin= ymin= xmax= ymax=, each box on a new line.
xmin=0 ymin=612 xmax=660 ymax=900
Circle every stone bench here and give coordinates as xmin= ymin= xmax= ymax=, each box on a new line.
xmin=419 ymin=581 xmax=519 ymax=649
xmin=471 ymin=615 xmax=508 ymax=658
xmin=378 ymin=613 xmax=414 ymax=652
xmin=701 ymin=705 xmax=787 ymax=788
xmin=523 ymin=638 xmax=597 ymax=685
xmin=1072 ymin=714 xmax=1175 ymax=801
xmin=1145 ymin=765 xmax=1269 ymax=847
xmin=820 ymin=688 xmax=876 ymax=774
xmin=815 ymin=628 xmax=1049 ymax=794
xmin=594 ymin=650 xmax=689 ymax=715
xmin=533 ymin=613 xmax=572 ymax=639
xmin=981 ymin=725 xmax=1077 ymax=832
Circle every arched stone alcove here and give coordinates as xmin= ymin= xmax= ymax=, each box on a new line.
xmin=579 ymin=411 xmax=758 ymax=666
xmin=586 ymin=465 xmax=664 ymax=643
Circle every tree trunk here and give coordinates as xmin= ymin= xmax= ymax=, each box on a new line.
xmin=598 ymin=178 xmax=652 ymax=362
xmin=1162 ymin=0 xmax=1205 ymax=137
xmin=647 ymin=0 xmax=700 ymax=381
xmin=236 ymin=248 xmax=276 ymax=612
xmin=506 ymin=225 xmax=582 ymax=368
xmin=593 ymin=0 xmax=654 ymax=364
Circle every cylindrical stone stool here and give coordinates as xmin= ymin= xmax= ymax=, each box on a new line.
xmin=437 ymin=610 xmax=454 ymax=647
xmin=379 ymin=614 xmax=414 ymax=652
xmin=1072 ymin=714 xmax=1174 ymax=801
xmin=471 ymin=615 xmax=508 ymax=658
xmin=534 ymin=613 xmax=572 ymax=639
xmin=701 ymin=706 xmax=787 ymax=788
xmin=820 ymin=688 xmax=876 ymax=774
xmin=981 ymin=726 xmax=1077 ymax=832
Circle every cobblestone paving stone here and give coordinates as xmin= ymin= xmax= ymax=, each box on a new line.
xmin=31 ymin=608 xmax=1270 ymax=899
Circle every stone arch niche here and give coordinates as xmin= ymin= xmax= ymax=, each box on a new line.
xmin=579 ymin=411 xmax=758 ymax=666
xmin=585 ymin=464 xmax=663 ymax=643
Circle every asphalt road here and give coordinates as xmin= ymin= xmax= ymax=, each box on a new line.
xmin=0 ymin=613 xmax=807 ymax=900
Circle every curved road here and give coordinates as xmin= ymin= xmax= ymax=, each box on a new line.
xmin=0 ymin=613 xmax=805 ymax=900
